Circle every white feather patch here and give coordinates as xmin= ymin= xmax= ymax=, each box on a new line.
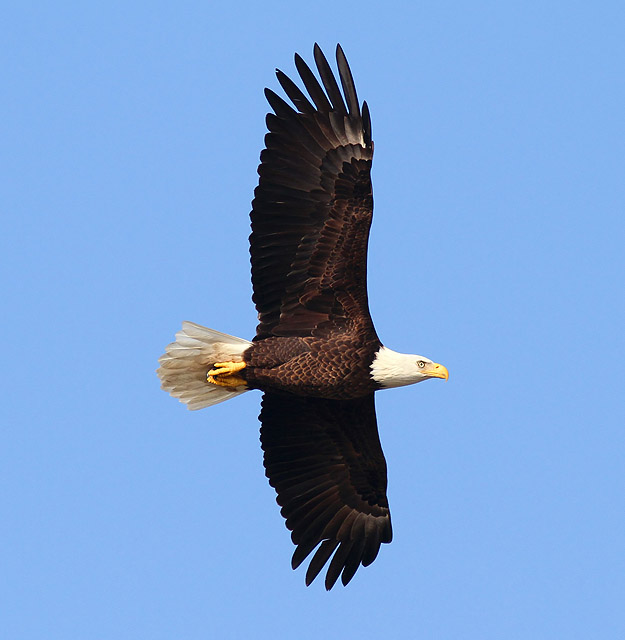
xmin=157 ymin=322 xmax=252 ymax=410
xmin=370 ymin=347 xmax=432 ymax=389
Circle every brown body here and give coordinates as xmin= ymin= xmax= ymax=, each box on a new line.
xmin=243 ymin=333 xmax=381 ymax=399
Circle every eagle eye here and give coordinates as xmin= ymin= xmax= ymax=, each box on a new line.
xmin=417 ymin=360 xmax=426 ymax=368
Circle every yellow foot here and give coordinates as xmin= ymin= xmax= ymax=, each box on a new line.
xmin=207 ymin=361 xmax=247 ymax=388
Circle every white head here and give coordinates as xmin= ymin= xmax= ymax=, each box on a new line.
xmin=370 ymin=346 xmax=449 ymax=389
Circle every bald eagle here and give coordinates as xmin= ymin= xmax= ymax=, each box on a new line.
xmin=157 ymin=44 xmax=448 ymax=590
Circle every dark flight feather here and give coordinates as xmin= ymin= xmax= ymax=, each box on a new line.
xmin=276 ymin=69 xmax=316 ymax=114
xmin=293 ymin=53 xmax=333 ymax=113
xmin=313 ymin=43 xmax=348 ymax=115
xmin=336 ymin=44 xmax=360 ymax=117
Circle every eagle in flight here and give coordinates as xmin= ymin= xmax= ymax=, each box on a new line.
xmin=157 ymin=44 xmax=448 ymax=590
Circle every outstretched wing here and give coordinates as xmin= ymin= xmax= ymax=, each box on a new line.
xmin=250 ymin=44 xmax=375 ymax=341
xmin=259 ymin=392 xmax=392 ymax=589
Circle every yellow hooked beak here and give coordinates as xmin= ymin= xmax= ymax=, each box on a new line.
xmin=425 ymin=362 xmax=449 ymax=381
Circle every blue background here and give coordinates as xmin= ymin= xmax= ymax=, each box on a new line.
xmin=3 ymin=2 xmax=624 ymax=638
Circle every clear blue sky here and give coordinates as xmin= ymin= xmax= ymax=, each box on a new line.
xmin=3 ymin=2 xmax=624 ymax=638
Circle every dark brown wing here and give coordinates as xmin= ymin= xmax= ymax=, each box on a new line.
xmin=250 ymin=44 xmax=376 ymax=341
xmin=260 ymin=392 xmax=392 ymax=589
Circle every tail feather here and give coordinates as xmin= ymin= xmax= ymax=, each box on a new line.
xmin=157 ymin=321 xmax=252 ymax=410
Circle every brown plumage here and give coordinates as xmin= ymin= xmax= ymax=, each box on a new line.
xmin=157 ymin=43 xmax=448 ymax=590
xmin=242 ymin=45 xmax=390 ymax=587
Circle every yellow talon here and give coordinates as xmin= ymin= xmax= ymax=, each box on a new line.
xmin=207 ymin=361 xmax=247 ymax=388
xmin=208 ymin=361 xmax=246 ymax=376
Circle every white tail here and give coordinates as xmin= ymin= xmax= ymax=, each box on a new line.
xmin=157 ymin=321 xmax=252 ymax=410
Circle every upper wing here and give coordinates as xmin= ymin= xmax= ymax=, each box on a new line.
xmin=250 ymin=44 xmax=375 ymax=341
xmin=260 ymin=392 xmax=392 ymax=589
